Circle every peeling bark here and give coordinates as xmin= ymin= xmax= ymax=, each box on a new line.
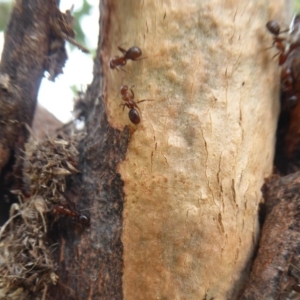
xmin=240 ymin=173 xmax=300 ymax=299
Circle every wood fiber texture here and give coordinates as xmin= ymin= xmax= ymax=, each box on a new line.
xmin=102 ymin=0 xmax=286 ymax=299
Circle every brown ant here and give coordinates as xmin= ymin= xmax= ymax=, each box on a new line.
xmin=110 ymin=46 xmax=143 ymax=70
xmin=52 ymin=204 xmax=90 ymax=226
xmin=266 ymin=20 xmax=288 ymax=65
xmin=120 ymin=85 xmax=152 ymax=124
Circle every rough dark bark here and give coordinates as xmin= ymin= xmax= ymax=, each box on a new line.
xmin=240 ymin=173 xmax=300 ymax=299
xmin=0 ymin=0 xmax=59 ymax=165
xmin=48 ymin=1 xmax=130 ymax=299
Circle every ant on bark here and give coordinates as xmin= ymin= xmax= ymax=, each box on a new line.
xmin=266 ymin=15 xmax=300 ymax=66
xmin=120 ymin=85 xmax=152 ymax=124
xmin=266 ymin=20 xmax=289 ymax=65
xmin=266 ymin=17 xmax=300 ymax=108
xmin=52 ymin=204 xmax=90 ymax=226
xmin=110 ymin=46 xmax=144 ymax=70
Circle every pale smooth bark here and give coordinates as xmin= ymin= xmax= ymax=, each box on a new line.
xmin=102 ymin=1 xmax=287 ymax=299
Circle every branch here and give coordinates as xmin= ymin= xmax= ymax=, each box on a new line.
xmin=0 ymin=0 xmax=87 ymax=197
xmin=0 ymin=0 xmax=56 ymax=171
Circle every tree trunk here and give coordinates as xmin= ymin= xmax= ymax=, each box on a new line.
xmin=0 ymin=0 xmax=293 ymax=299
xmin=51 ymin=0 xmax=289 ymax=299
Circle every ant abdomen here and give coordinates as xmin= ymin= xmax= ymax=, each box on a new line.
xmin=124 ymin=46 xmax=142 ymax=60
xmin=129 ymin=108 xmax=141 ymax=124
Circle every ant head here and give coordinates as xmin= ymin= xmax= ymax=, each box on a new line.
xmin=266 ymin=20 xmax=280 ymax=35
xmin=120 ymin=85 xmax=129 ymax=95
xmin=129 ymin=108 xmax=140 ymax=124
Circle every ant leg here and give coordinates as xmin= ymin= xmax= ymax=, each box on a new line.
xmin=130 ymin=88 xmax=135 ymax=99
xmin=132 ymin=56 xmax=148 ymax=61
xmin=118 ymin=46 xmax=127 ymax=54
xmin=137 ymin=99 xmax=154 ymax=104
xmin=272 ymin=52 xmax=281 ymax=59
xmin=115 ymin=66 xmax=127 ymax=73
xmin=119 ymin=103 xmax=127 ymax=111
xmin=263 ymin=45 xmax=275 ymax=51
